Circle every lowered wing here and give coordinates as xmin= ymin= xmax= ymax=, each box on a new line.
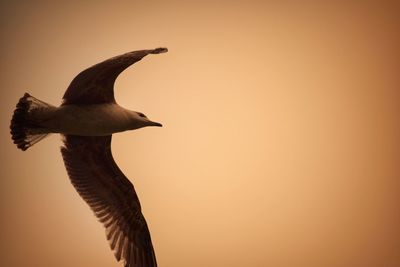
xmin=61 ymin=135 xmax=157 ymax=267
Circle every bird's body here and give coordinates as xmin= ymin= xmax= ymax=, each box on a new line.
xmin=35 ymin=103 xmax=160 ymax=136
xmin=10 ymin=47 xmax=167 ymax=267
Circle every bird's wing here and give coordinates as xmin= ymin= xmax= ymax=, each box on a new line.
xmin=61 ymin=135 xmax=157 ymax=267
xmin=62 ymin=48 xmax=168 ymax=105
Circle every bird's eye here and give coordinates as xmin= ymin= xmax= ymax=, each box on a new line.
xmin=138 ymin=112 xmax=146 ymax=118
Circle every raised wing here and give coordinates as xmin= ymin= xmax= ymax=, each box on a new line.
xmin=61 ymin=135 xmax=157 ymax=267
xmin=62 ymin=48 xmax=168 ymax=105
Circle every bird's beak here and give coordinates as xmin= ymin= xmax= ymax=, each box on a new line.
xmin=148 ymin=120 xmax=163 ymax=127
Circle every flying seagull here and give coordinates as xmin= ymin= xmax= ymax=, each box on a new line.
xmin=10 ymin=47 xmax=168 ymax=267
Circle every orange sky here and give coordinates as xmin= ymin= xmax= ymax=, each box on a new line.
xmin=1 ymin=1 xmax=399 ymax=267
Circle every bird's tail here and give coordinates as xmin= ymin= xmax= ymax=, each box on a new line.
xmin=10 ymin=93 xmax=53 ymax=151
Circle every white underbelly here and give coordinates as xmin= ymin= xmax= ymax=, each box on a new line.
xmin=42 ymin=104 xmax=131 ymax=136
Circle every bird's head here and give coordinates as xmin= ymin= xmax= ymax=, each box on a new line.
xmin=129 ymin=111 xmax=162 ymax=130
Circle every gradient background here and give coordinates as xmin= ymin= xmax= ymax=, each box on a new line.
xmin=1 ymin=1 xmax=399 ymax=267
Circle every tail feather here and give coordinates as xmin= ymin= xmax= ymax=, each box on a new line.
xmin=10 ymin=93 xmax=52 ymax=151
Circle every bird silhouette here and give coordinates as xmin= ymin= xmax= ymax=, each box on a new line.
xmin=10 ymin=48 xmax=168 ymax=267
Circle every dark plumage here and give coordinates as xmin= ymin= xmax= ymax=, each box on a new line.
xmin=61 ymin=135 xmax=157 ymax=267
xmin=63 ymin=47 xmax=167 ymax=105
xmin=10 ymin=93 xmax=51 ymax=150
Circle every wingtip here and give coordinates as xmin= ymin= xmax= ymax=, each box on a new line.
xmin=152 ymin=47 xmax=168 ymax=54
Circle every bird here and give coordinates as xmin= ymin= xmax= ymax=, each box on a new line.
xmin=10 ymin=47 xmax=168 ymax=267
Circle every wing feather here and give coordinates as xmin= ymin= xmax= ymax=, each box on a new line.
xmin=62 ymin=48 xmax=167 ymax=105
xmin=61 ymin=135 xmax=157 ymax=267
